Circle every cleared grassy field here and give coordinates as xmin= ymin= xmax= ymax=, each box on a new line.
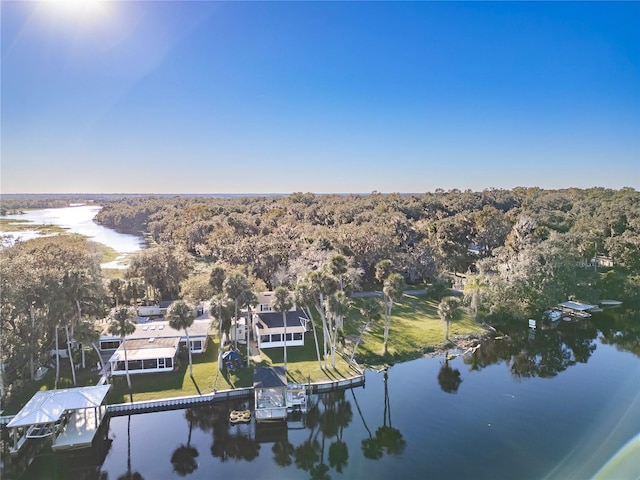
xmin=343 ymin=293 xmax=486 ymax=365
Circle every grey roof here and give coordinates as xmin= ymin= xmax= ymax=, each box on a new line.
xmin=256 ymin=310 xmax=308 ymax=329
xmin=253 ymin=366 xmax=287 ymax=388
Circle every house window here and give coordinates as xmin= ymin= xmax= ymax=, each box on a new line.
xmin=129 ymin=360 xmax=143 ymax=371
xmin=260 ymin=335 xmax=270 ymax=344
xmin=293 ymin=332 xmax=303 ymax=341
xmin=159 ymin=358 xmax=165 ymax=368
xmin=166 ymin=358 xmax=173 ymax=368
xmin=100 ymin=340 xmax=121 ymax=350
xmin=143 ymin=359 xmax=157 ymax=369
xmin=191 ymin=340 xmax=203 ymax=351
xmin=271 ymin=334 xmax=282 ymax=342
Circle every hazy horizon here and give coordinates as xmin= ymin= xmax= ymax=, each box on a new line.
xmin=2 ymin=1 xmax=639 ymax=194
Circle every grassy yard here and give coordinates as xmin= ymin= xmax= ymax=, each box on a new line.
xmin=252 ymin=335 xmax=358 ymax=385
xmin=2 ymin=295 xmax=481 ymax=412
xmin=343 ymin=293 xmax=487 ymax=366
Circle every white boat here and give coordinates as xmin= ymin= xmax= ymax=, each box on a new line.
xmin=600 ymin=300 xmax=623 ymax=307
xmin=543 ymin=309 xmax=562 ymax=321
xmin=286 ymin=383 xmax=309 ymax=413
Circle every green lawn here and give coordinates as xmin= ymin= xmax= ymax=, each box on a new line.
xmin=344 ymin=293 xmax=486 ymax=366
xmin=252 ymin=334 xmax=358 ymax=385
xmin=2 ymin=296 xmax=481 ymax=412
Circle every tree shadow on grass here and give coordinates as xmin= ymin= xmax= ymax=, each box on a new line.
xmin=190 ymin=376 xmax=202 ymax=395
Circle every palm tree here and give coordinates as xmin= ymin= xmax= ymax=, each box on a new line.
xmin=325 ymin=291 xmax=351 ymax=367
xmin=437 ymin=296 xmax=460 ymax=341
xmin=75 ymin=319 xmax=109 ymax=384
xmin=350 ymin=298 xmax=383 ymax=364
xmin=273 ymin=286 xmax=293 ymax=371
xmin=210 ymin=293 xmax=233 ymax=343
xmin=463 ymin=274 xmax=486 ymax=322
xmin=382 ymin=273 xmax=405 ymax=356
xmin=223 ymin=272 xmax=251 ymax=349
xmin=108 ymin=307 xmax=136 ymax=391
xmin=295 ymin=281 xmax=323 ymax=370
xmin=238 ymin=289 xmax=257 ymax=367
xmin=329 ymin=254 xmax=349 ymax=292
xmin=167 ymin=300 xmax=197 ymax=380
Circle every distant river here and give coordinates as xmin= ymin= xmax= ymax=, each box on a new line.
xmin=1 ymin=205 xmax=144 ymax=267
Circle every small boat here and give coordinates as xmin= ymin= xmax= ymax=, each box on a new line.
xmin=286 ymin=383 xmax=309 ymax=413
xmin=543 ymin=309 xmax=562 ymax=322
xmin=600 ymin=300 xmax=623 ymax=308
xmin=26 ymin=422 xmax=57 ymax=439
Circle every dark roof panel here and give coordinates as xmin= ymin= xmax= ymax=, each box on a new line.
xmin=256 ymin=310 xmax=308 ymax=329
xmin=253 ymin=366 xmax=287 ymax=388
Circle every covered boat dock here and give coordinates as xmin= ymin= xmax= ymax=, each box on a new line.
xmin=6 ymin=385 xmax=110 ymax=453
xmin=557 ymin=301 xmax=598 ymax=318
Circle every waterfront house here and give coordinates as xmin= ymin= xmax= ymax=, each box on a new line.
xmin=99 ymin=318 xmax=212 ymax=354
xmin=253 ymin=310 xmax=309 ymax=350
xmin=101 ymin=318 xmax=212 ymax=376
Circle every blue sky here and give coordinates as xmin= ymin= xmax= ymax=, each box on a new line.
xmin=2 ymin=1 xmax=638 ymax=194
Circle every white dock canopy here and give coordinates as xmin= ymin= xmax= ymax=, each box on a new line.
xmin=558 ymin=301 xmax=597 ymax=311
xmin=7 ymin=385 xmax=110 ymax=429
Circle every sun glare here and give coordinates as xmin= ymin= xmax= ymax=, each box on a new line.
xmin=42 ymin=0 xmax=110 ymax=21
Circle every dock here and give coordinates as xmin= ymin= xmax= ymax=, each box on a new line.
xmin=52 ymin=405 xmax=108 ymax=451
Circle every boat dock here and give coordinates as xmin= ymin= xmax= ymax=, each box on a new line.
xmin=52 ymin=405 xmax=108 ymax=451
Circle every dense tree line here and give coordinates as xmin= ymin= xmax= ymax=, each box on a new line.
xmin=1 ymin=188 xmax=638 ymax=406
xmin=95 ymin=188 xmax=639 ymax=305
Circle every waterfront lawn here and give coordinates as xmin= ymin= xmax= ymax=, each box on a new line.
xmin=344 ymin=293 xmax=486 ymax=366
xmin=107 ymin=338 xmax=244 ymax=404
xmin=256 ymin=333 xmax=357 ymax=385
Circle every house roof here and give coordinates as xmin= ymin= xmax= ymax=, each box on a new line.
xmin=256 ymin=310 xmax=308 ymax=330
xmin=109 ymin=337 xmax=180 ymax=362
xmin=7 ymin=385 xmax=110 ymax=429
xmin=253 ymin=366 xmax=287 ymax=388
xmin=102 ymin=319 xmax=212 ymax=340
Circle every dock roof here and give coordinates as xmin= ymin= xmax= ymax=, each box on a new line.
xmin=558 ymin=301 xmax=597 ymax=311
xmin=7 ymin=385 xmax=110 ymax=429
xmin=254 ymin=366 xmax=287 ymax=389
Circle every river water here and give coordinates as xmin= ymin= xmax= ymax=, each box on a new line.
xmin=0 ymin=205 xmax=143 ymax=267
xmin=8 ymin=313 xmax=640 ymax=480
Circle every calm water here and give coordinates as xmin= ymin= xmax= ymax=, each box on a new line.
xmin=7 ymin=314 xmax=640 ymax=480
xmin=1 ymin=206 xmax=143 ymax=266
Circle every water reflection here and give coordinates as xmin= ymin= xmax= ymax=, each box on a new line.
xmin=438 ymin=354 xmax=463 ymax=394
xmin=5 ymin=314 xmax=639 ymax=479
xmin=464 ymin=320 xmax=599 ymax=378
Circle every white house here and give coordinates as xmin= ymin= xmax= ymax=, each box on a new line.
xmin=99 ymin=318 xmax=212 ymax=354
xmin=253 ymin=310 xmax=309 ymax=350
xmin=101 ymin=319 xmax=212 ymax=376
